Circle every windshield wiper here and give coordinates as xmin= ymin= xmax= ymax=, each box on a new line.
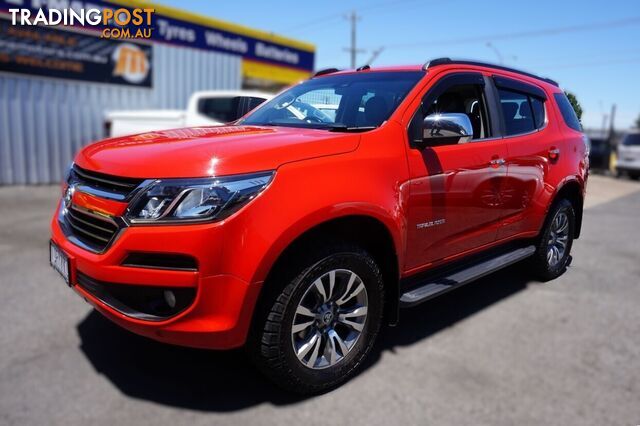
xmin=326 ymin=124 xmax=378 ymax=132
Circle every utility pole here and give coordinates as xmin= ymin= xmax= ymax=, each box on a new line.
xmin=601 ymin=114 xmax=608 ymax=139
xmin=607 ymin=104 xmax=617 ymax=173
xmin=343 ymin=10 xmax=364 ymax=68
xmin=608 ymin=104 xmax=617 ymax=142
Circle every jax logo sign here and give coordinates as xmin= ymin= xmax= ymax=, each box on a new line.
xmin=6 ymin=0 xmax=154 ymax=40
xmin=112 ymin=43 xmax=149 ymax=84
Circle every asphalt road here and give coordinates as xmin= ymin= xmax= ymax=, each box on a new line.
xmin=1 ymin=175 xmax=639 ymax=425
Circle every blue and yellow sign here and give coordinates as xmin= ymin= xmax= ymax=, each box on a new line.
xmin=0 ymin=0 xmax=315 ymax=85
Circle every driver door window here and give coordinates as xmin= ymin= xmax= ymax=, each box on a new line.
xmin=421 ymin=83 xmax=491 ymax=141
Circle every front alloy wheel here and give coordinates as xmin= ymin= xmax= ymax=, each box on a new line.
xmin=249 ymin=242 xmax=384 ymax=394
xmin=291 ymin=269 xmax=368 ymax=369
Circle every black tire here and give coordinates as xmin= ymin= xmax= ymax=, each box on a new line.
xmin=629 ymin=173 xmax=640 ymax=181
xmin=247 ymin=241 xmax=384 ymax=394
xmin=529 ymin=198 xmax=575 ymax=281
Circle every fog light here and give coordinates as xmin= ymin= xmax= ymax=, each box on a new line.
xmin=163 ymin=290 xmax=176 ymax=308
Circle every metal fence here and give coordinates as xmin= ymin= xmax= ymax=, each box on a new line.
xmin=0 ymin=45 xmax=241 ymax=185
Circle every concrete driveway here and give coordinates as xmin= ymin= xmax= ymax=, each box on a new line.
xmin=1 ymin=175 xmax=639 ymax=425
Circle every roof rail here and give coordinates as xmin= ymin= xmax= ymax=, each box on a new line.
xmin=422 ymin=57 xmax=453 ymax=69
xmin=356 ymin=64 xmax=370 ymax=71
xmin=313 ymin=68 xmax=340 ymax=77
xmin=422 ymin=57 xmax=559 ymax=87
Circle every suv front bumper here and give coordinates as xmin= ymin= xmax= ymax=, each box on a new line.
xmin=50 ymin=201 xmax=262 ymax=349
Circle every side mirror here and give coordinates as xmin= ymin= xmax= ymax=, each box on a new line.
xmin=421 ymin=113 xmax=473 ymax=145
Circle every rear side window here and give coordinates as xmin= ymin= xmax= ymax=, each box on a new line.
xmin=530 ymin=97 xmax=545 ymax=129
xmin=553 ymin=93 xmax=582 ymax=131
xmin=198 ymin=97 xmax=241 ymax=122
xmin=498 ymin=89 xmax=544 ymax=136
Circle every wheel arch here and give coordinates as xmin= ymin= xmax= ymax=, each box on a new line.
xmin=253 ymin=212 xmax=403 ymax=327
xmin=549 ymin=178 xmax=585 ymax=238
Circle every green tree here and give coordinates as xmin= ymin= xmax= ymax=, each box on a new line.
xmin=565 ymin=91 xmax=583 ymax=122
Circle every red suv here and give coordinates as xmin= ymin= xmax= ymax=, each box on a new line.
xmin=50 ymin=58 xmax=588 ymax=394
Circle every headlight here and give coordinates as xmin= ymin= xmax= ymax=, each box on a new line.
xmin=126 ymin=171 xmax=274 ymax=224
xmin=62 ymin=162 xmax=74 ymax=194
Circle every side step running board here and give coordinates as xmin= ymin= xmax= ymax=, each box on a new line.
xmin=399 ymin=245 xmax=536 ymax=308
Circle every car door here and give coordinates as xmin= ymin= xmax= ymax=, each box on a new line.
xmin=404 ymin=72 xmax=510 ymax=271
xmin=491 ymin=76 xmax=551 ymax=240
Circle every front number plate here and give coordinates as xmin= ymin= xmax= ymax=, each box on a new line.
xmin=50 ymin=241 xmax=70 ymax=285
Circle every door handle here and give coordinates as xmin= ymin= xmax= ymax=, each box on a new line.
xmin=548 ymin=147 xmax=560 ymax=161
xmin=489 ymin=158 xmax=506 ymax=168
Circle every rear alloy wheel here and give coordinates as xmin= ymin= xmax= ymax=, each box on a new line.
xmin=249 ymin=243 xmax=384 ymax=394
xmin=546 ymin=210 xmax=570 ymax=268
xmin=530 ymin=198 xmax=575 ymax=281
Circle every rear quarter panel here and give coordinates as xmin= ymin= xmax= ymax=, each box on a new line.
xmin=547 ymin=89 xmax=589 ymax=203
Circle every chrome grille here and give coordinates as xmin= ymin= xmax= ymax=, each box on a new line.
xmin=62 ymin=206 xmax=120 ymax=252
xmin=70 ymin=165 xmax=145 ymax=200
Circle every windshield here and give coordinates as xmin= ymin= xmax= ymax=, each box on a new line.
xmin=240 ymin=71 xmax=424 ymax=130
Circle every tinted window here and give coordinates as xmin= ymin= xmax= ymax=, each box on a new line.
xmin=241 ymin=71 xmax=424 ymax=129
xmin=246 ymin=97 xmax=267 ymax=112
xmin=530 ymin=97 xmax=545 ymax=129
xmin=498 ymin=89 xmax=535 ymax=136
xmin=198 ymin=97 xmax=241 ymax=122
xmin=622 ymin=134 xmax=640 ymax=146
xmin=423 ymin=83 xmax=491 ymax=140
xmin=553 ymin=93 xmax=582 ymax=131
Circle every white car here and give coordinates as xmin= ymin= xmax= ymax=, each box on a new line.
xmin=104 ymin=90 xmax=272 ymax=137
xmin=616 ymin=130 xmax=640 ymax=180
